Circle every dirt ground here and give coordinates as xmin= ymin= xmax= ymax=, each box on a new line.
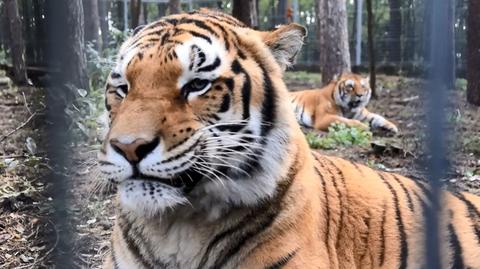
xmin=0 ymin=71 xmax=479 ymax=268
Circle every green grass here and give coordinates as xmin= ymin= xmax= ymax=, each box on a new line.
xmin=455 ymin=78 xmax=467 ymax=91
xmin=284 ymin=71 xmax=322 ymax=85
xmin=306 ymin=123 xmax=372 ymax=150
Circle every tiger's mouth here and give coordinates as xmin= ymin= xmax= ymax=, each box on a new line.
xmin=349 ymin=100 xmax=362 ymax=108
xmin=128 ymin=168 xmax=204 ymax=191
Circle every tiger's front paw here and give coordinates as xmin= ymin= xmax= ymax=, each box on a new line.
xmin=382 ymin=122 xmax=398 ymax=134
xmin=371 ymin=116 xmax=398 ymax=134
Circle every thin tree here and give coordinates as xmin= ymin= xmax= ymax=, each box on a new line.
xmin=366 ymin=0 xmax=377 ymax=98
xmin=232 ymin=0 xmax=258 ymax=28
xmin=276 ymin=0 xmax=287 ymax=25
xmin=66 ymin=0 xmax=88 ymax=90
xmin=467 ymin=0 xmax=480 ymax=105
xmin=445 ymin=0 xmax=455 ymax=90
xmin=168 ymin=0 xmax=181 ymax=15
xmin=403 ymin=0 xmax=415 ymax=63
xmin=4 ymin=0 xmax=28 ymax=84
xmin=83 ymin=0 xmax=101 ymax=50
xmin=316 ymin=0 xmax=351 ymax=84
xmin=158 ymin=3 xmax=166 ymax=17
xmin=350 ymin=0 xmax=358 ymax=62
xmin=387 ymin=0 xmax=402 ymax=63
xmin=98 ymin=0 xmax=110 ymax=49
xmin=47 ymin=0 xmax=88 ymax=91
xmin=131 ymin=0 xmax=142 ymax=29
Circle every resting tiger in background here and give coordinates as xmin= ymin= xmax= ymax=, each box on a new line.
xmin=290 ymin=73 xmax=399 ymax=133
xmin=98 ymin=9 xmax=480 ymax=269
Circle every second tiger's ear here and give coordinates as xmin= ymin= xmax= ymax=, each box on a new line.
xmin=260 ymin=24 xmax=307 ymax=71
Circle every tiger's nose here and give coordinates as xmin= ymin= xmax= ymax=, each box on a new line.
xmin=110 ymin=137 xmax=160 ymax=163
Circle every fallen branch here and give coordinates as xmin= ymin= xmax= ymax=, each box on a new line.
xmin=0 ymin=112 xmax=37 ymax=143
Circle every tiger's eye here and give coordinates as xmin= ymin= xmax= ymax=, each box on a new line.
xmin=190 ymin=79 xmax=209 ymax=91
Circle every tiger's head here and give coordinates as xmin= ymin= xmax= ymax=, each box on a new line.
xmin=333 ymin=73 xmax=371 ymax=111
xmin=98 ymin=10 xmax=306 ymax=218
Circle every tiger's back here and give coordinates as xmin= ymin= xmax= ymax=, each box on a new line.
xmin=311 ymin=153 xmax=480 ymax=268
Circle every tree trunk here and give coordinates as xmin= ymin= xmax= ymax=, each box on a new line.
xmin=98 ymin=0 xmax=110 ymax=49
xmin=232 ymin=0 xmax=258 ymax=28
xmin=387 ymin=0 xmax=402 ymax=63
xmin=403 ymin=0 xmax=415 ymax=62
xmin=47 ymin=0 xmax=88 ymax=91
xmin=130 ymin=0 xmax=142 ymax=29
xmin=276 ymin=0 xmax=287 ymax=25
xmin=467 ymin=0 xmax=480 ymax=105
xmin=168 ymin=0 xmax=181 ymax=15
xmin=5 ymin=0 xmax=28 ymax=84
xmin=316 ymin=0 xmax=351 ymax=84
xmin=423 ymin=0 xmax=433 ymax=62
xmin=158 ymin=3 xmax=166 ymax=17
xmin=445 ymin=0 xmax=455 ymax=90
xmin=140 ymin=2 xmax=148 ymax=25
xmin=350 ymin=0 xmax=358 ymax=62
xmin=115 ymin=1 xmax=125 ymax=30
xmin=366 ymin=0 xmax=377 ymax=98
xmin=83 ymin=0 xmax=101 ymax=50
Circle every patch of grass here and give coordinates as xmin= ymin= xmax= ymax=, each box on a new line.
xmin=0 ymin=47 xmax=8 ymax=65
xmin=455 ymin=78 xmax=467 ymax=91
xmin=306 ymin=123 xmax=372 ymax=150
xmin=284 ymin=71 xmax=322 ymax=85
xmin=464 ymin=137 xmax=480 ymax=156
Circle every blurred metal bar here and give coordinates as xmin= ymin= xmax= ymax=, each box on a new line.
xmin=424 ymin=0 xmax=453 ymax=267
xmin=44 ymin=1 xmax=75 ymax=267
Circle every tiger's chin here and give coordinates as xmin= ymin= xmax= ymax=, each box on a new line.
xmin=116 ymin=169 xmax=204 ymax=218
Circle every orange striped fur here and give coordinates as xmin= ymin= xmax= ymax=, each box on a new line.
xmin=99 ymin=9 xmax=480 ymax=269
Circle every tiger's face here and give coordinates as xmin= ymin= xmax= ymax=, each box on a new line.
xmin=98 ymin=10 xmax=306 ymax=217
xmin=333 ymin=73 xmax=371 ymax=110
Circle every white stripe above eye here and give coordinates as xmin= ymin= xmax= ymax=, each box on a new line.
xmin=345 ymin=79 xmax=355 ymax=86
xmin=176 ymin=37 xmax=227 ymax=90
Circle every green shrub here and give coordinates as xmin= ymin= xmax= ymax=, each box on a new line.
xmin=306 ymin=123 xmax=372 ymax=150
xmin=455 ymin=78 xmax=467 ymax=91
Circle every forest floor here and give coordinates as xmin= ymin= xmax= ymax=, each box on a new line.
xmin=0 ymin=71 xmax=479 ymax=268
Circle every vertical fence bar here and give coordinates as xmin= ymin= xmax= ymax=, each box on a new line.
xmin=44 ymin=1 xmax=75 ymax=267
xmin=424 ymin=0 xmax=453 ymax=267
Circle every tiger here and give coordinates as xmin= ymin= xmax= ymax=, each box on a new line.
xmin=289 ymin=73 xmax=399 ymax=133
xmin=98 ymin=9 xmax=480 ymax=269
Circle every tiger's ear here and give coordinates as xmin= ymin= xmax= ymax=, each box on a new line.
xmin=333 ymin=73 xmax=341 ymax=81
xmin=363 ymin=75 xmax=371 ymax=86
xmin=260 ymin=24 xmax=307 ymax=71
